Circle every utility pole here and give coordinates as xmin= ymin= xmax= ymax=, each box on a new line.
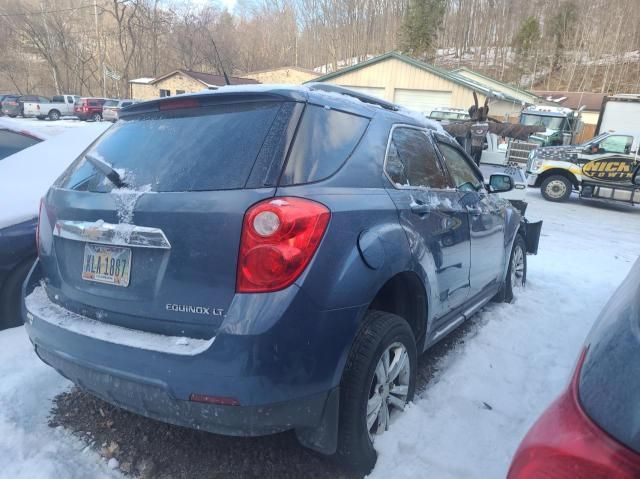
xmin=94 ymin=0 xmax=106 ymax=96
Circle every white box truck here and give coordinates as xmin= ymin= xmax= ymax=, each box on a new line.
xmin=596 ymin=94 xmax=640 ymax=134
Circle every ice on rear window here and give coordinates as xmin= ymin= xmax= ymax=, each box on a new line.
xmin=59 ymin=101 xmax=284 ymax=192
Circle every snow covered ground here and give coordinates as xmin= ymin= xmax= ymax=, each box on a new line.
xmin=0 ymin=190 xmax=638 ymax=478
xmin=370 ymin=192 xmax=640 ymax=478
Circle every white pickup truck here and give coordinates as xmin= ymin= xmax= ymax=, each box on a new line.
xmin=23 ymin=94 xmax=79 ymax=121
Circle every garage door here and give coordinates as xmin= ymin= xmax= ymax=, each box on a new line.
xmin=393 ymin=89 xmax=452 ymax=115
xmin=342 ymin=85 xmax=385 ymax=99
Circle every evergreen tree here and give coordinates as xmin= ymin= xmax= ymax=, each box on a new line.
xmin=400 ymin=0 xmax=446 ymax=61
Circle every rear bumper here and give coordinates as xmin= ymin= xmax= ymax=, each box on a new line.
xmin=33 ymin=343 xmax=335 ymax=438
xmin=23 ymin=260 xmax=360 ymax=451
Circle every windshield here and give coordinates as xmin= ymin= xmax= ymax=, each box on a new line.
xmin=521 ymin=113 xmax=565 ymax=131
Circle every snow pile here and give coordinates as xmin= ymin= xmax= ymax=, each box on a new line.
xmin=0 ymin=327 xmax=122 ymax=479
xmin=369 ymin=191 xmax=640 ymax=479
xmin=0 ymin=123 xmax=109 ymax=229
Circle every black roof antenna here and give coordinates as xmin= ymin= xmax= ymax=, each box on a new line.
xmin=209 ymin=37 xmax=231 ymax=86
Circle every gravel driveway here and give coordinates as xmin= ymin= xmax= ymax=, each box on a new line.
xmin=49 ymin=322 xmax=473 ymax=479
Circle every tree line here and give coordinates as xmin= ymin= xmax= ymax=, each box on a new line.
xmin=0 ymin=0 xmax=638 ymax=97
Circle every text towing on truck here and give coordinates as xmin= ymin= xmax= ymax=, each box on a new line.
xmin=520 ymin=104 xmax=584 ymax=147
xmin=526 ymin=130 xmax=640 ymax=204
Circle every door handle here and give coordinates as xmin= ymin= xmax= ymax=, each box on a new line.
xmin=410 ymin=203 xmax=430 ymax=215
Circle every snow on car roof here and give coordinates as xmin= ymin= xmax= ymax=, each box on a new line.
xmin=0 ymin=123 xmax=110 ymax=229
xmin=0 ymin=117 xmax=49 ymax=141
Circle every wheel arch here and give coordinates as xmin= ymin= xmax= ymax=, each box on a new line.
xmin=367 ymin=270 xmax=428 ymax=351
xmin=536 ymin=168 xmax=579 ymax=189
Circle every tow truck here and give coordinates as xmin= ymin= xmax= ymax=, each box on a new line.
xmin=520 ymin=104 xmax=584 ymax=146
xmin=526 ymin=130 xmax=640 ymax=204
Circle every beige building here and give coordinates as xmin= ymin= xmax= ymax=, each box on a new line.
xmin=244 ymin=66 xmax=319 ymax=85
xmin=310 ymin=52 xmax=535 ymax=118
xmin=129 ymin=70 xmax=259 ymax=100
xmin=451 ymin=67 xmax=541 ymax=107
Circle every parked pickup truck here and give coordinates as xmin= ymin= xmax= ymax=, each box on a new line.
xmin=23 ymin=94 xmax=79 ymax=121
xmin=526 ymin=130 xmax=640 ymax=205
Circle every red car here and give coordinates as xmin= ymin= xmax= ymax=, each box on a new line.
xmin=74 ymin=97 xmax=108 ymax=121
xmin=508 ymin=256 xmax=640 ymax=479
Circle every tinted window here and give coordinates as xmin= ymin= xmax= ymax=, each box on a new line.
xmin=52 ymin=96 xmax=64 ymax=103
xmin=0 ymin=130 xmax=42 ymax=161
xmin=385 ymin=127 xmax=448 ymax=189
xmin=437 ymin=142 xmax=482 ymax=191
xmin=88 ymin=100 xmax=98 ymax=107
xmin=59 ymin=101 xmax=287 ymax=192
xmin=280 ymin=105 xmax=368 ymax=185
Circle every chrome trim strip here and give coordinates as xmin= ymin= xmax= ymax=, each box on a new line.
xmin=54 ymin=220 xmax=171 ymax=249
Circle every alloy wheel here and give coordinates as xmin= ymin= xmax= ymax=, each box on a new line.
xmin=366 ymin=342 xmax=411 ymax=440
xmin=511 ymin=244 xmax=525 ymax=289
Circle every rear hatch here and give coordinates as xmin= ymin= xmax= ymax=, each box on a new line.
xmin=41 ymin=96 xmax=300 ymax=338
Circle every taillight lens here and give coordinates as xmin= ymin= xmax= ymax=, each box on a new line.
xmin=508 ymin=348 xmax=640 ymax=479
xmin=236 ymin=197 xmax=330 ymax=293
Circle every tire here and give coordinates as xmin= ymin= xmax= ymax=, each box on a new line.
xmin=502 ymin=234 xmax=527 ymax=303
xmin=0 ymin=258 xmax=35 ymax=330
xmin=8 ymin=114 xmax=16 ymax=118
xmin=48 ymin=109 xmax=60 ymax=121
xmin=91 ymin=112 xmax=102 ymax=122
xmin=336 ymin=310 xmax=417 ymax=473
xmin=36 ymin=116 xmax=45 ymax=120
xmin=541 ymin=175 xmax=572 ymax=202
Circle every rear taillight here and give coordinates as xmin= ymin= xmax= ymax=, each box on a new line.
xmin=236 ymin=197 xmax=330 ymax=293
xmin=508 ymin=348 xmax=640 ymax=479
xmin=36 ymin=198 xmax=44 ymax=255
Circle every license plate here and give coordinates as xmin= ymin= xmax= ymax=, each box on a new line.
xmin=82 ymin=244 xmax=131 ymax=287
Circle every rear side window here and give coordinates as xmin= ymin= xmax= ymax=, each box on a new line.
xmin=385 ymin=127 xmax=448 ymax=189
xmin=59 ymin=101 xmax=287 ymax=192
xmin=280 ymin=105 xmax=368 ymax=185
xmin=0 ymin=130 xmax=41 ymax=161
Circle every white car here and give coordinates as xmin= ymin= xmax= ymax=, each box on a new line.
xmin=0 ymin=121 xmax=108 ymax=328
xmin=23 ymin=95 xmax=80 ymax=121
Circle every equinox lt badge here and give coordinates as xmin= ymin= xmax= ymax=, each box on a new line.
xmin=166 ymin=304 xmax=224 ymax=316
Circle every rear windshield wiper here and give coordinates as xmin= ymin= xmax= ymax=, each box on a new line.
xmin=85 ymin=153 xmax=128 ymax=188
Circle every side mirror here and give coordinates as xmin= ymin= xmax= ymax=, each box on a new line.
xmin=633 ymin=166 xmax=640 ymax=186
xmin=488 ymin=174 xmax=513 ymax=193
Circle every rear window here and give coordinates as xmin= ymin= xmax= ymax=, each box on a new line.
xmin=103 ymin=100 xmax=118 ymax=107
xmin=59 ymin=101 xmax=286 ymax=192
xmin=0 ymin=130 xmax=42 ymax=161
xmin=280 ymin=105 xmax=369 ymax=185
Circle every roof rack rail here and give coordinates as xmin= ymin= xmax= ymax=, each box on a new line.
xmin=307 ymin=83 xmax=399 ymax=111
